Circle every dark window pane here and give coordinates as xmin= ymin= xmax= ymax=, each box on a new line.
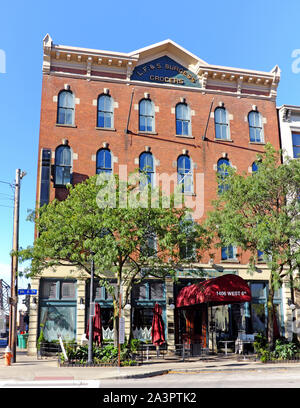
xmin=292 ymin=133 xmax=300 ymax=145
xmin=251 ymin=283 xmax=266 ymax=298
xmin=61 ymin=282 xmax=76 ymax=299
xmin=132 ymin=284 xmax=147 ymax=300
xmin=150 ymin=282 xmax=164 ymax=299
xmin=40 ymin=149 xmax=51 ymax=206
xmin=176 ymin=120 xmax=182 ymax=135
xmin=41 ymin=281 xmax=57 ymax=299
xmin=293 ymin=146 xmax=300 ymax=159
xmin=97 ymin=113 xmax=105 ymax=128
xmin=132 ymin=307 xmax=153 ymax=329
xmin=251 ymin=303 xmax=266 ymax=332
xmin=101 ymin=308 xmax=114 ymax=330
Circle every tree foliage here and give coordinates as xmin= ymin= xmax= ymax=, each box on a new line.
xmin=206 ymin=144 xmax=300 ymax=345
xmin=17 ymin=174 xmax=209 ymax=344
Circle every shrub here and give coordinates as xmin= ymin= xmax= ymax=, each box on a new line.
xmin=254 ymin=333 xmax=300 ymax=362
xmin=36 ymin=328 xmax=46 ymax=351
xmin=60 ymin=342 xmax=139 ymax=365
xmin=273 ymin=339 xmax=298 ymax=360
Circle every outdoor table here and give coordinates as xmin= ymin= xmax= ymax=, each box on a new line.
xmin=239 ymin=340 xmax=254 ymax=356
xmin=218 ymin=340 xmax=235 ymax=355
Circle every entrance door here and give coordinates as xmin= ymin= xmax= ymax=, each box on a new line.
xmin=177 ymin=306 xmax=207 ymax=348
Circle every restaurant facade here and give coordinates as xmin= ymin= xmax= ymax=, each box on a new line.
xmin=27 ymin=35 xmax=294 ymax=355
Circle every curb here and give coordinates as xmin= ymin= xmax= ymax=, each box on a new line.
xmin=93 ymin=364 xmax=300 ymax=380
xmin=108 ymin=369 xmax=170 ymax=380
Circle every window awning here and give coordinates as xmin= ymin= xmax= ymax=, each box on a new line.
xmin=176 ymin=274 xmax=251 ymax=308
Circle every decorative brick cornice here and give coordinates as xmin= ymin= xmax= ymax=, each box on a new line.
xmin=43 ymin=35 xmax=280 ymax=101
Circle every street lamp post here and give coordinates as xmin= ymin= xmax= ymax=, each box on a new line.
xmin=87 ymin=254 xmax=95 ymax=365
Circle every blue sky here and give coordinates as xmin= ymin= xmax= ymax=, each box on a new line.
xmin=0 ymin=0 xmax=299 ymax=288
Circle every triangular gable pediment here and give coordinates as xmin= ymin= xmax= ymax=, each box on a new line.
xmin=129 ymin=39 xmax=208 ymax=69
xmin=131 ymin=54 xmax=202 ymax=88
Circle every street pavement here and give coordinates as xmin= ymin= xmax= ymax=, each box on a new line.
xmin=1 ymin=348 xmax=300 ymax=385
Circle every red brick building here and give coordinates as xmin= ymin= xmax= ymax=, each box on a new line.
xmin=28 ymin=34 xmax=286 ymax=355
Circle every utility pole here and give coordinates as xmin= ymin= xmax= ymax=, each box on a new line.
xmin=9 ymin=169 xmax=26 ymax=363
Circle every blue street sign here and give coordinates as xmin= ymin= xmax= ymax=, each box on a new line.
xmin=18 ymin=289 xmax=37 ymax=295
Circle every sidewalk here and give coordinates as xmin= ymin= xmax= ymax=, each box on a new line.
xmin=1 ymin=348 xmax=300 ymax=382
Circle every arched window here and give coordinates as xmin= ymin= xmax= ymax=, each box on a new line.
xmin=221 ymin=245 xmax=236 ymax=261
xmin=96 ymin=149 xmax=112 ymax=174
xmin=57 ymin=90 xmax=75 ymax=125
xmin=141 ymin=227 xmax=157 ymax=258
xmin=179 ymin=215 xmax=195 ymax=260
xmin=217 ymin=158 xmax=230 ymax=194
xmin=55 ymin=145 xmax=72 ymax=186
xmin=176 ymin=103 xmax=191 ymax=136
xmin=97 ymin=94 xmax=114 ymax=128
xmin=139 ymin=152 xmax=154 ymax=187
xmin=177 ymin=154 xmax=193 ymax=193
xmin=214 ymin=107 xmax=229 ymax=140
xmin=139 ymin=99 xmax=154 ymax=132
xmin=248 ymin=110 xmax=263 ymax=143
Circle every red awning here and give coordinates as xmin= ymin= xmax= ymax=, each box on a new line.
xmin=176 ymin=274 xmax=251 ymax=308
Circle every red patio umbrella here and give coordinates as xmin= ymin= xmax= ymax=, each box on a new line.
xmin=86 ymin=303 xmax=102 ymax=346
xmin=151 ymin=303 xmax=165 ymax=346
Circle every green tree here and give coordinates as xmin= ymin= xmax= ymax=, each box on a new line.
xmin=206 ymin=144 xmax=300 ymax=347
xmin=18 ymin=173 xmax=209 ymax=346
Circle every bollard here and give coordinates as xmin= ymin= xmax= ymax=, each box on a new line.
xmin=4 ymin=346 xmax=12 ymax=366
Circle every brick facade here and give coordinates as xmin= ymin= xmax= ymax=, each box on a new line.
xmin=37 ymin=69 xmax=280 ymax=264
xmin=27 ymin=36 xmax=289 ymax=356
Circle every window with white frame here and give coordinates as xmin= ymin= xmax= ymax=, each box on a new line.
xmin=57 ymin=90 xmax=75 ymax=125
xmin=54 ymin=145 xmax=72 ymax=186
xmin=292 ymin=133 xmax=300 ymax=158
xmin=96 ymin=148 xmax=112 ymax=174
xmin=176 ymin=102 xmax=191 ymax=136
xmin=139 ymin=152 xmax=154 ymax=187
xmin=248 ymin=110 xmax=264 ymax=143
xmin=139 ymin=99 xmax=154 ymax=132
xmin=221 ymin=245 xmax=236 ymax=261
xmin=177 ymin=154 xmax=193 ymax=193
xmin=217 ymin=158 xmax=230 ymax=194
xmin=97 ymin=94 xmax=114 ymax=128
xmin=214 ymin=107 xmax=229 ymax=140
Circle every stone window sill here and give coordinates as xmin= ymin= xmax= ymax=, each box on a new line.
xmin=220 ymin=259 xmax=239 ymax=264
xmin=175 ymin=134 xmax=195 ymax=139
xmin=56 ymin=123 xmax=77 ymax=128
xmin=214 ymin=138 xmax=233 ymax=142
xmin=95 ymin=127 xmax=116 ymax=132
xmin=249 ymin=141 xmax=265 ymax=145
xmin=138 ymin=131 xmax=158 ymax=135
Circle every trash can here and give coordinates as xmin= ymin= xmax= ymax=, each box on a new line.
xmin=18 ymin=333 xmax=29 ymax=349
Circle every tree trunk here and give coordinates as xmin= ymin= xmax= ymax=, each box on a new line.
xmin=267 ymin=277 xmax=275 ymax=349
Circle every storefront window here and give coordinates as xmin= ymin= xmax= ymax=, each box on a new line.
xmin=39 ymin=279 xmax=77 ymax=342
xmin=251 ymin=303 xmax=266 ymax=333
xmin=86 ymin=279 xmax=116 ymax=341
xmin=213 ymin=305 xmax=230 ymax=337
xmin=40 ymin=305 xmax=76 ymax=342
xmin=131 ymin=280 xmax=166 ymax=342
